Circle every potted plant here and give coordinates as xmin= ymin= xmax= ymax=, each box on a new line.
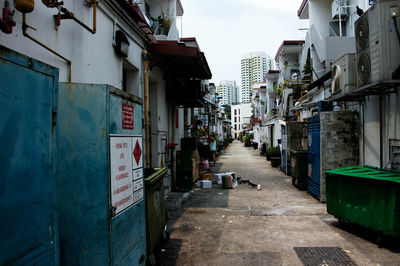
xmin=243 ymin=135 xmax=252 ymax=147
xmin=266 ymin=146 xmax=281 ymax=167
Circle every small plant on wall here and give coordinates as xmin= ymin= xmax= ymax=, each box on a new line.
xmin=154 ymin=8 xmax=173 ymax=35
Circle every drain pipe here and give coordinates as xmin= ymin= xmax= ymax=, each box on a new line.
xmin=22 ymin=13 xmax=72 ymax=82
xmin=57 ymin=0 xmax=97 ymax=34
xmin=143 ymin=50 xmax=150 ymax=168
xmin=379 ymin=95 xmax=383 ymax=169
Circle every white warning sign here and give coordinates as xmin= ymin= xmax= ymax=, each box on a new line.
xmin=110 ymin=137 xmax=134 ymax=215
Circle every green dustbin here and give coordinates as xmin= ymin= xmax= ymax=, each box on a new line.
xmin=289 ymin=149 xmax=308 ymax=190
xmin=326 ymin=166 xmax=400 ymax=237
xmin=145 ymin=167 xmax=168 ymax=256
xmin=176 ymin=150 xmax=195 ymax=190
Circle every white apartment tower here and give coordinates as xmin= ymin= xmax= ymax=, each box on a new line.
xmin=217 ymin=81 xmax=239 ymax=105
xmin=241 ymin=52 xmax=274 ymax=103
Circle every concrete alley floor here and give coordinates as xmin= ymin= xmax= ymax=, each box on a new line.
xmin=155 ymin=141 xmax=400 ymax=265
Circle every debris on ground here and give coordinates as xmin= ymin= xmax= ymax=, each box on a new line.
xmin=238 ymin=178 xmax=261 ymax=190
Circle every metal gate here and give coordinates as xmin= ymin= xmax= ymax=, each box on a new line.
xmin=307 ymin=115 xmax=321 ymax=200
xmin=57 ymin=83 xmax=146 ymax=265
xmin=0 ymin=45 xmax=59 ymax=264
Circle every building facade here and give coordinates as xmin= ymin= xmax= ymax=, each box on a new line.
xmin=240 ymin=51 xmax=274 ymax=103
xmin=231 ymin=103 xmax=252 ymax=139
xmin=217 ymin=80 xmax=239 ymax=105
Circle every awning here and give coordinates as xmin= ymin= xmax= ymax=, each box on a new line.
xmin=151 ymin=38 xmax=212 ymax=79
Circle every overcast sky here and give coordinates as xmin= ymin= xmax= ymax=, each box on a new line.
xmin=179 ymin=0 xmax=308 ymax=86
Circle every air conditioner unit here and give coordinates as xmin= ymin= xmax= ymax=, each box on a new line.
xmin=355 ymin=0 xmax=400 ymax=87
xmin=331 ymin=53 xmax=357 ymax=94
xmin=332 ymin=0 xmax=348 ymax=19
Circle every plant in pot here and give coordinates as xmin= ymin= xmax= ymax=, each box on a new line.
xmin=243 ymin=135 xmax=252 ymax=147
xmin=266 ymin=146 xmax=281 ymax=167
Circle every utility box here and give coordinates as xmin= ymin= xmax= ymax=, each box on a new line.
xmin=0 ymin=46 xmax=60 ymax=265
xmin=290 ymin=149 xmax=308 ymax=190
xmin=57 ymin=83 xmax=146 ymax=265
xmin=307 ymin=111 xmax=359 ymax=202
xmin=326 ymin=166 xmax=400 ymax=237
xmin=286 ymin=122 xmax=307 ymax=187
xmin=145 ymin=167 xmax=168 ymax=258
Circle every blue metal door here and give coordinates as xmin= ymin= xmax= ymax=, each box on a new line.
xmin=57 ymin=84 xmax=146 ymax=265
xmin=109 ymin=91 xmax=146 ymax=265
xmin=307 ymin=115 xmax=321 ymax=200
xmin=0 ymin=46 xmax=59 ymax=264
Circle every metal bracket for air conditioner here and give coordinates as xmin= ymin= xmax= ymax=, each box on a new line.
xmin=389 ymin=139 xmax=400 ymax=170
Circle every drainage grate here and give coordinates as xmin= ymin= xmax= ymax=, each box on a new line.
xmin=294 ymin=247 xmax=357 ymax=266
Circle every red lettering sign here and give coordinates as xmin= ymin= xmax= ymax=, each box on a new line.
xmin=122 ymin=104 xmax=134 ymax=130
xmin=115 ymin=195 xmax=133 ymax=208
xmin=113 ymin=183 xmax=131 ymax=195
xmin=116 ymin=172 xmax=129 ymax=180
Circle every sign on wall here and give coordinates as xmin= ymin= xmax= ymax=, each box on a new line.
xmin=110 ymin=135 xmax=143 ymax=216
xmin=122 ymin=104 xmax=134 ymax=130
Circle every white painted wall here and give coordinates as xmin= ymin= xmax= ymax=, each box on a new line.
xmin=362 ymin=94 xmax=400 ymax=168
xmin=231 ymin=103 xmax=252 ymax=138
xmin=0 ymin=1 xmax=146 ymax=88
xmin=309 ymin=0 xmax=332 ymax=40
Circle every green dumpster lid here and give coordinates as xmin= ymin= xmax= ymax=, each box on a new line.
xmin=326 ymin=165 xmax=400 ymax=183
xmin=145 ymin=167 xmax=168 ymax=184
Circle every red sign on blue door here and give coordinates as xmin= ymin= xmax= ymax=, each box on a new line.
xmin=122 ymin=104 xmax=134 ymax=130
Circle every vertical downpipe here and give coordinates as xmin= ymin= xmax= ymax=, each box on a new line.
xmin=143 ymin=50 xmax=150 ymax=168
xmin=379 ymin=95 xmax=383 ymax=169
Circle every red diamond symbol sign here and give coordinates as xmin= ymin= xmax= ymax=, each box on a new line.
xmin=133 ymin=140 xmax=142 ymax=165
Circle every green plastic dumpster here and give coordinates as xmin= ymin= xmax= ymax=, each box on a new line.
xmin=289 ymin=149 xmax=308 ymax=190
xmin=326 ymin=166 xmax=400 ymax=237
xmin=145 ymin=167 xmax=168 ymax=256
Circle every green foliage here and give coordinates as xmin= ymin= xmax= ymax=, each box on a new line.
xmin=154 ymin=8 xmax=173 ymax=35
xmin=302 ymin=49 xmax=312 ymax=83
xmin=274 ymin=82 xmax=281 ymax=96
xmin=243 ymin=134 xmax=252 ymax=147
xmin=193 ymin=128 xmax=207 ymax=138
xmin=266 ymin=146 xmax=281 ymax=157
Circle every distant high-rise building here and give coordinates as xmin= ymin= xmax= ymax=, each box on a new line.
xmin=241 ymin=52 xmax=274 ymax=103
xmin=217 ymin=81 xmax=239 ymax=105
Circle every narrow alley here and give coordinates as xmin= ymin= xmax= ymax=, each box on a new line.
xmin=156 ymin=141 xmax=400 ymax=266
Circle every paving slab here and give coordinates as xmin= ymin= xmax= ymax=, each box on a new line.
xmin=155 ymin=141 xmax=400 ymax=266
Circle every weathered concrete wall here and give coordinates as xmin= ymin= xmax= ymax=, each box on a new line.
xmin=320 ymin=110 xmax=360 ymax=202
xmin=287 ymin=122 xmax=306 ymax=151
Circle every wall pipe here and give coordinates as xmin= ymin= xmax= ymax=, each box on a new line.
xmin=58 ymin=0 xmax=96 ymax=34
xmin=379 ymin=95 xmax=383 ymax=168
xmin=143 ymin=50 xmax=150 ymax=168
xmin=22 ymin=13 xmax=72 ymax=82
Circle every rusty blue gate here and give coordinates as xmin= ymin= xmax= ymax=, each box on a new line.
xmin=0 ymin=45 xmax=60 ymax=264
xmin=57 ymin=83 xmax=146 ymax=265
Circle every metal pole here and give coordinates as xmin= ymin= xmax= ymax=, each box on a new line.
xmin=143 ymin=50 xmax=151 ymax=168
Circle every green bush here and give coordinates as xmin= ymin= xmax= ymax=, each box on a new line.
xmin=243 ymin=135 xmax=252 ymax=147
xmin=266 ymin=146 xmax=281 ymax=157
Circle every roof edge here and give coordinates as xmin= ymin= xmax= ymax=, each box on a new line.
xmin=274 ymin=40 xmax=305 ymax=60
xmin=297 ymin=0 xmax=309 ymax=17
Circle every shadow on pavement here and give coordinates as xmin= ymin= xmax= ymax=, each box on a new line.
xmin=325 ymin=219 xmax=400 ymax=253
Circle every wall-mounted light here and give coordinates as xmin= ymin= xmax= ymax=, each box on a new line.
xmin=114 ymin=30 xmax=130 ymax=57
